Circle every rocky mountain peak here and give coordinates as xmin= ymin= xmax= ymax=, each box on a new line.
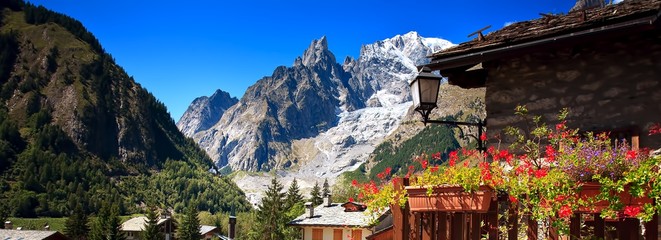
xmin=177 ymin=89 xmax=238 ymax=137
xmin=300 ymin=36 xmax=335 ymax=67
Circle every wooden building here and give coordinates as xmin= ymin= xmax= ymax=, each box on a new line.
xmin=288 ymin=195 xmax=373 ymax=240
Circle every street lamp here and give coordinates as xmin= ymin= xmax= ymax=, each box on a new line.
xmin=410 ymin=67 xmax=487 ymax=151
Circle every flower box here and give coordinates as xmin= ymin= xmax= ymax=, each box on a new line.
xmin=405 ymin=185 xmax=495 ymax=212
xmin=577 ymin=182 xmax=653 ymax=214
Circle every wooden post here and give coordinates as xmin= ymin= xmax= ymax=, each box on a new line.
xmin=438 ymin=212 xmax=448 ymax=240
xmin=548 ymin=217 xmax=559 ymax=240
xmin=508 ymin=204 xmax=518 ymax=240
xmin=392 ymin=178 xmax=410 ymax=240
xmin=527 ymin=215 xmax=538 ymax=240
xmin=422 ymin=212 xmax=434 ymax=240
xmin=644 ymin=214 xmax=658 ymax=240
xmin=618 ymin=218 xmax=639 ymax=239
xmin=569 ymin=213 xmax=581 ymax=239
xmin=451 ymin=213 xmax=466 ymax=240
xmin=487 ymin=199 xmax=498 ymax=240
xmin=593 ymin=214 xmax=605 ymax=239
xmin=470 ymin=214 xmax=481 ymax=240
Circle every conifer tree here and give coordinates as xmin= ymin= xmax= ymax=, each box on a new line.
xmin=107 ymin=204 xmax=126 ymax=240
xmin=141 ymin=206 xmax=161 ymax=240
xmin=89 ymin=202 xmax=110 ymax=240
xmin=250 ymin=177 xmax=286 ymax=240
xmin=322 ymin=179 xmax=330 ymax=198
xmin=64 ymin=203 xmax=89 ymax=240
xmin=310 ymin=182 xmax=322 ymax=206
xmin=178 ymin=202 xmax=200 ymax=240
xmin=285 ymin=178 xmax=304 ymax=209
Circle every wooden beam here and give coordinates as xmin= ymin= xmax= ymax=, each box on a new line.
xmin=570 ymin=214 xmax=581 ymax=239
xmin=593 ymin=214 xmax=605 ymax=239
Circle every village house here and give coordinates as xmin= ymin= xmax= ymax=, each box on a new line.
xmin=199 ymin=225 xmax=221 ymax=240
xmin=425 ymin=0 xmax=661 ymax=149
xmin=1 ymin=221 xmax=67 ymax=240
xmin=120 ymin=216 xmax=174 ymax=240
xmin=288 ymin=195 xmax=373 ymax=240
xmin=395 ymin=0 xmax=661 ymax=239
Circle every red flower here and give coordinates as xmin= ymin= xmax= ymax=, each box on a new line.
xmin=534 ymin=169 xmax=548 ymax=179
xmin=430 ymin=166 xmax=439 ymax=173
xmin=545 ymin=145 xmax=556 ymax=162
xmin=480 ymin=132 xmax=487 ymax=141
xmin=377 ymin=172 xmax=385 ymax=179
xmin=384 ymin=167 xmax=392 ymax=175
xmin=509 ymin=196 xmax=518 ymax=204
xmin=624 ymin=206 xmax=641 ymax=217
xmin=351 ymin=179 xmax=358 ymax=186
xmin=556 ymin=121 xmax=566 ymax=131
xmin=358 ymin=192 xmax=364 ymax=199
xmin=421 ymin=160 xmax=428 ymax=169
xmin=555 ymin=195 xmax=567 ymax=202
xmin=449 ymin=151 xmax=458 ymax=167
xmin=432 ymin=152 xmax=441 ymax=160
xmin=349 ymin=197 xmax=354 ymax=202
xmin=558 ymin=205 xmax=573 ymax=218
xmin=626 ymin=150 xmax=638 ymax=160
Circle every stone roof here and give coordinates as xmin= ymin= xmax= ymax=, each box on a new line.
xmin=0 ymin=229 xmax=65 ymax=240
xmin=120 ymin=216 xmax=170 ymax=232
xmin=288 ymin=203 xmax=372 ymax=228
xmin=199 ymin=225 xmax=218 ymax=235
xmin=430 ymin=0 xmax=661 ymax=60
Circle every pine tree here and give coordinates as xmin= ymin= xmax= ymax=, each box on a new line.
xmin=251 ymin=177 xmax=286 ymax=240
xmin=285 ymin=178 xmax=304 ymax=209
xmin=64 ymin=203 xmax=89 ymax=240
xmin=89 ymin=202 xmax=110 ymax=240
xmin=141 ymin=206 xmax=161 ymax=240
xmin=322 ymin=179 xmax=330 ymax=198
xmin=107 ymin=204 xmax=126 ymax=240
xmin=178 ymin=202 xmax=200 ymax=240
xmin=310 ymin=182 xmax=322 ymax=206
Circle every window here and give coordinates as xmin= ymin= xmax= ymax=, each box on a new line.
xmin=351 ymin=229 xmax=362 ymax=240
xmin=312 ymin=228 xmax=323 ymax=240
xmin=333 ymin=229 xmax=343 ymax=240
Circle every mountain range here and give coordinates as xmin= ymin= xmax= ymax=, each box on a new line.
xmin=177 ymin=31 xmax=465 ymax=202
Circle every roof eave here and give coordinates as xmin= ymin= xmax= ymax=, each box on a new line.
xmin=422 ymin=13 xmax=659 ymax=72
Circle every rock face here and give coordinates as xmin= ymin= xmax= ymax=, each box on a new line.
xmin=180 ymin=32 xmax=454 ymax=175
xmin=177 ymin=89 xmax=238 ymax=137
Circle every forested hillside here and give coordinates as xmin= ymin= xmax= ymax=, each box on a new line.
xmin=0 ymin=0 xmax=250 ymax=218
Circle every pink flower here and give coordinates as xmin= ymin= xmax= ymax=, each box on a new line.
xmin=351 ymin=179 xmax=358 ymax=186
xmin=649 ymin=123 xmax=661 ymax=135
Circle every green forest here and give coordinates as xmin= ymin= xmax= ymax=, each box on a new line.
xmin=0 ymin=0 xmax=251 ymax=222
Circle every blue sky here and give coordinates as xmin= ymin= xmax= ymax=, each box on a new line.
xmin=27 ymin=0 xmax=576 ymax=121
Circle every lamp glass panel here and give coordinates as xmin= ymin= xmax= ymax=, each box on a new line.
xmin=419 ymin=77 xmax=440 ymax=104
xmin=410 ymin=79 xmax=420 ymax=108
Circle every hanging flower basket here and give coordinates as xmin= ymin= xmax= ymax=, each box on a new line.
xmin=577 ymin=182 xmax=653 ymax=214
xmin=405 ymin=185 xmax=495 ymax=212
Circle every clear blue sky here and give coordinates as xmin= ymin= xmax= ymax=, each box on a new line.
xmin=27 ymin=0 xmax=576 ymax=121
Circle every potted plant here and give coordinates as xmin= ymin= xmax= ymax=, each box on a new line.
xmin=500 ymin=106 xmax=661 ymax=233
xmin=405 ymin=150 xmax=500 ymax=212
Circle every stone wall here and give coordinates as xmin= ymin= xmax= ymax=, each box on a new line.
xmin=484 ymin=31 xmax=661 ymax=149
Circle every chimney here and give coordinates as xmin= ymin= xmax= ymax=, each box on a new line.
xmin=323 ymin=194 xmax=332 ymax=207
xmin=4 ymin=221 xmax=12 ymax=229
xmin=228 ymin=216 xmax=236 ymax=239
xmin=305 ymin=202 xmax=314 ymax=218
